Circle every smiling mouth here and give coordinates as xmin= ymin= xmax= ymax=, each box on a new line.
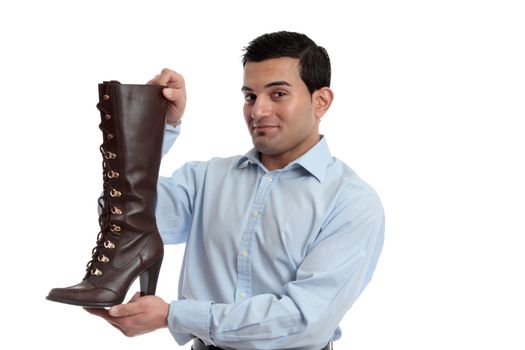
xmin=252 ymin=125 xmax=279 ymax=136
xmin=253 ymin=125 xmax=276 ymax=130
xmin=252 ymin=123 xmax=279 ymax=130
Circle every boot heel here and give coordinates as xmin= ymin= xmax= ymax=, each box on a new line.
xmin=139 ymin=260 xmax=162 ymax=296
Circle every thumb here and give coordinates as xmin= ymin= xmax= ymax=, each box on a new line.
xmin=162 ymin=88 xmax=174 ymax=100
xmin=109 ymin=304 xmax=134 ymax=317
xmin=109 ymin=292 xmax=141 ymax=317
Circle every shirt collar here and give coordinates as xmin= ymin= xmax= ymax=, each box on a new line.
xmin=236 ymin=136 xmax=332 ymax=183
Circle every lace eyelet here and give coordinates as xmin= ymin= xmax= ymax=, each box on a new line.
xmin=107 ymin=170 xmax=120 ymax=179
xmin=91 ymin=268 xmax=103 ymax=276
xmin=110 ymin=224 xmax=121 ymax=232
xmin=104 ymin=151 xmax=116 ymax=160
xmin=111 ymin=207 xmax=123 ymax=215
xmin=110 ymin=189 xmax=122 ymax=197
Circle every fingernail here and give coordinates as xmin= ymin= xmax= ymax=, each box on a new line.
xmin=109 ymin=307 xmax=120 ymax=316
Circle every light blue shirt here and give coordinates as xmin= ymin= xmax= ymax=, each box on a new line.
xmin=157 ymin=125 xmax=384 ymax=350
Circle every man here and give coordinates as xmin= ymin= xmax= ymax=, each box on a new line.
xmin=87 ymin=31 xmax=385 ymax=350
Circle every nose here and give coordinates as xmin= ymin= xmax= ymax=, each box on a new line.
xmin=251 ymin=95 xmax=272 ymax=120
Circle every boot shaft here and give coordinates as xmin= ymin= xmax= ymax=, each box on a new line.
xmin=46 ymin=81 xmax=168 ymax=307
xmin=97 ymin=82 xmax=168 ymax=233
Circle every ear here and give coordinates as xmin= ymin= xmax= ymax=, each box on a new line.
xmin=313 ymin=87 xmax=334 ymax=119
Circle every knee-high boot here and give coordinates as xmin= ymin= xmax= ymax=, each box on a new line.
xmin=47 ymin=81 xmax=168 ymax=307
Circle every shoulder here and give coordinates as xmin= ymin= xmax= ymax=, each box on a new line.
xmin=325 ymin=157 xmax=383 ymax=220
xmin=174 ymin=155 xmax=245 ymax=178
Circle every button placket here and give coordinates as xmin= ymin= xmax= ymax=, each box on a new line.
xmin=234 ymin=171 xmax=279 ymax=302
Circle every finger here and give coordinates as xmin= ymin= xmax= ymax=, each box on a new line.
xmin=157 ymin=68 xmax=177 ymax=86
xmin=107 ymin=291 xmax=143 ymax=317
xmin=163 ymin=86 xmax=186 ymax=103
xmin=162 ymin=88 xmax=176 ymax=101
xmin=108 ymin=321 xmax=127 ymax=334
xmin=100 ymin=316 xmax=128 ymax=334
xmin=109 ymin=300 xmax=140 ymax=317
xmin=84 ymin=307 xmax=130 ymax=335
xmin=129 ymin=291 xmax=142 ymax=302
xmin=146 ymin=75 xmax=160 ymax=85
xmin=158 ymin=68 xmax=185 ymax=89
xmin=167 ymin=73 xmax=185 ymax=89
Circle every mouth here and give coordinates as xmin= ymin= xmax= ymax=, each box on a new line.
xmin=252 ymin=123 xmax=279 ymax=131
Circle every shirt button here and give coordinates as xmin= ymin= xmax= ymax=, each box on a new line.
xmin=252 ymin=210 xmax=259 ymax=219
xmin=242 ymin=250 xmax=249 ymax=257
xmin=239 ymin=292 xmax=246 ymax=299
xmin=266 ymin=176 xmax=273 ymax=182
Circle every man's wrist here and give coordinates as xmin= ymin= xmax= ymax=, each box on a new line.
xmin=167 ymin=120 xmax=181 ymax=128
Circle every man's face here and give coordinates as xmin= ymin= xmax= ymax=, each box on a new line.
xmin=242 ymin=57 xmax=321 ymax=169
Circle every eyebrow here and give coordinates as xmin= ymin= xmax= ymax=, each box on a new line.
xmin=241 ymin=80 xmax=293 ymax=92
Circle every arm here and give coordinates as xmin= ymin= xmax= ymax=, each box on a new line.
xmin=169 ymin=186 xmax=385 ymax=349
xmin=86 ymin=183 xmax=384 ymax=347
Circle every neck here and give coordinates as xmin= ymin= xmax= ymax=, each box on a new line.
xmin=260 ymin=134 xmax=321 ymax=171
xmin=260 ymin=154 xmax=291 ymax=171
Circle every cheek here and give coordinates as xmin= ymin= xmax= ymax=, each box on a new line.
xmin=281 ymin=103 xmax=312 ymax=125
xmin=243 ymin=105 xmax=252 ymax=124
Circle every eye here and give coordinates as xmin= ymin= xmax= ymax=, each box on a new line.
xmin=272 ymin=90 xmax=288 ymax=99
xmin=244 ymin=93 xmax=256 ymax=104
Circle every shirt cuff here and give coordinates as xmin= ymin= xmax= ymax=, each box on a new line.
xmin=167 ymin=299 xmax=213 ymax=346
xmin=162 ymin=123 xmax=181 ymax=156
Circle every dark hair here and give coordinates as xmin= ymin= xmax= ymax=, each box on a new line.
xmin=242 ymin=31 xmax=331 ymax=94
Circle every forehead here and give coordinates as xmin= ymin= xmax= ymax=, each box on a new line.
xmin=243 ymin=57 xmax=302 ymax=87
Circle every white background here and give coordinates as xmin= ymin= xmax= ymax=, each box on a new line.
xmin=1 ymin=0 xmax=524 ymax=349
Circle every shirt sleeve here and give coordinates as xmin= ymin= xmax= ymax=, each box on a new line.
xmin=156 ymin=122 xmax=198 ymax=244
xmin=162 ymin=123 xmax=180 ymax=156
xmin=156 ymin=158 xmax=208 ymax=245
xmin=167 ymin=185 xmax=385 ymax=349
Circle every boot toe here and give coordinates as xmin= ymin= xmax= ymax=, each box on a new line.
xmin=47 ymin=281 xmax=121 ymax=307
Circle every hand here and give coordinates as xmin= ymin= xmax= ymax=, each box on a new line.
xmin=148 ymin=68 xmax=186 ymax=126
xmin=85 ymin=292 xmax=169 ymax=337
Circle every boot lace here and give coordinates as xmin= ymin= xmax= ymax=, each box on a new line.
xmin=84 ymin=93 xmax=122 ymax=279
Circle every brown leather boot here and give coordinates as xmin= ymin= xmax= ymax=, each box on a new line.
xmin=46 ymin=81 xmax=168 ymax=307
